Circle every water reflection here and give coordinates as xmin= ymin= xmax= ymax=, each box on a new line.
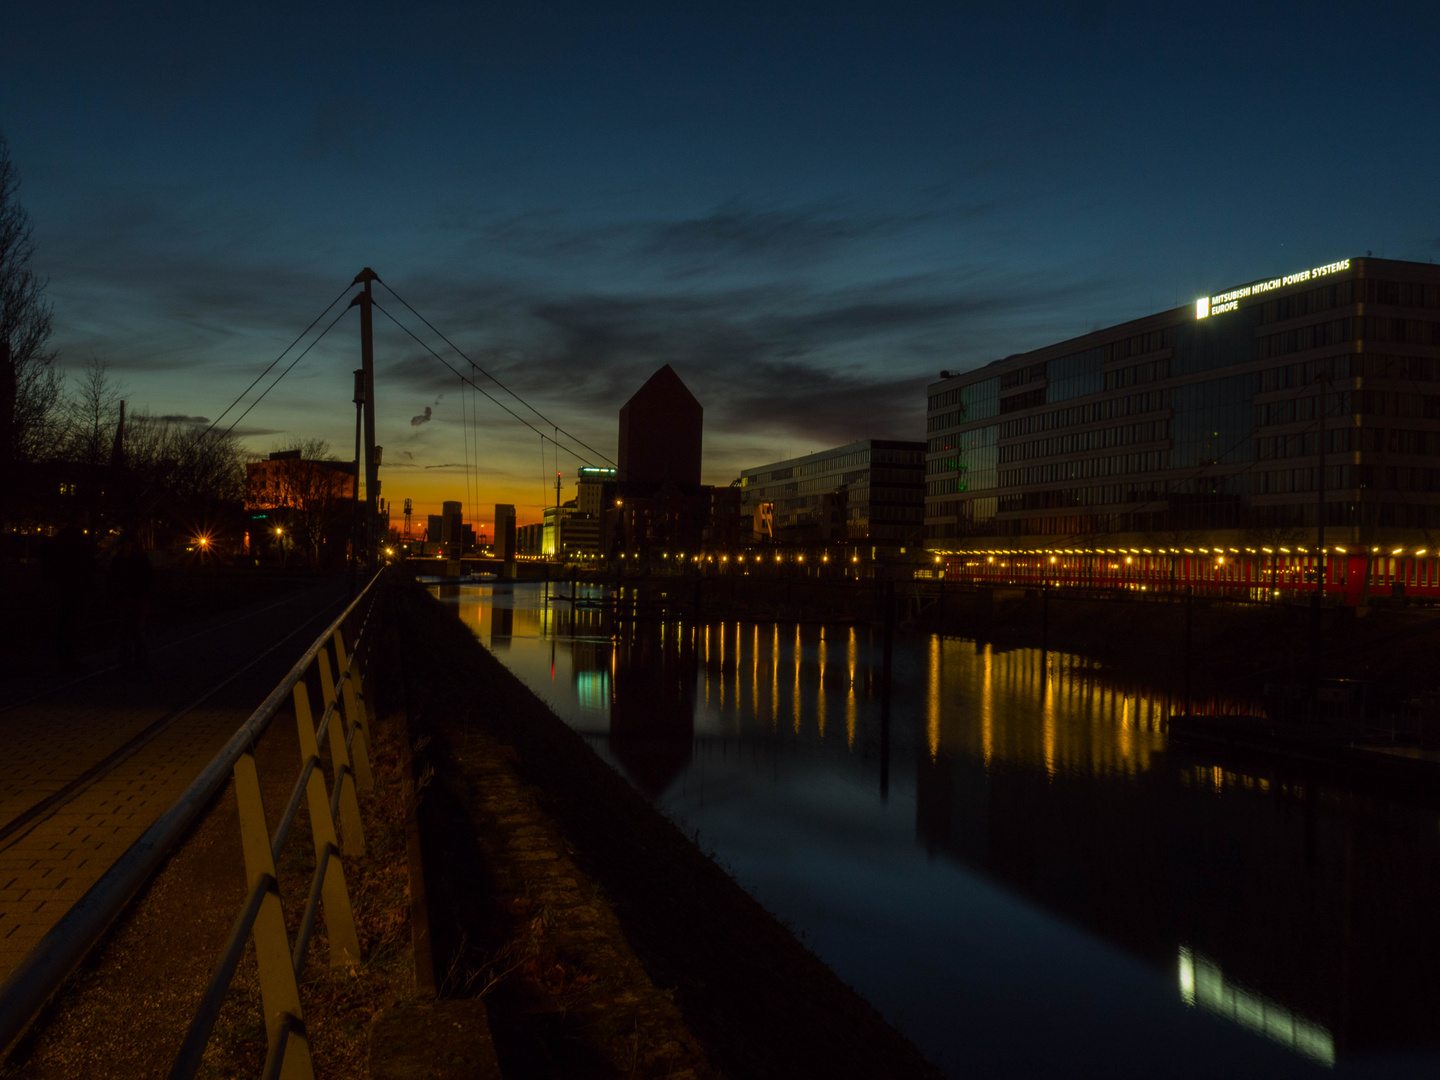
xmin=437 ymin=582 xmax=1440 ymax=1077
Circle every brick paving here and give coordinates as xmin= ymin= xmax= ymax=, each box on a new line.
xmin=0 ymin=579 xmax=347 ymax=980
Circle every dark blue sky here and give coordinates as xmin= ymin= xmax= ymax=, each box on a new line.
xmin=5 ymin=1 xmax=1438 ymax=520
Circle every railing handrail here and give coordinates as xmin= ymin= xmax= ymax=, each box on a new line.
xmin=0 ymin=571 xmax=384 ymax=1055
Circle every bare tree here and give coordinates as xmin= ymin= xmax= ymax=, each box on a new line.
xmin=61 ymin=356 xmax=122 ymax=470
xmin=123 ymin=410 xmax=247 ymax=543
xmin=249 ymin=439 xmax=353 ymax=565
xmin=0 ymin=131 xmax=61 ymax=466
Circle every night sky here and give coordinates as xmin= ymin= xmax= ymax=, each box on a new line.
xmin=5 ymin=1 xmax=1439 ymax=527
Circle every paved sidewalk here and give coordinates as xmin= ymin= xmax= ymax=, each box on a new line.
xmin=0 ymin=579 xmax=347 ymax=979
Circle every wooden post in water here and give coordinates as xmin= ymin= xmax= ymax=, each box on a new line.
xmin=1183 ymin=585 xmax=1193 ymax=718
xmin=1040 ymin=581 xmax=1049 ymax=678
xmin=880 ymin=579 xmax=895 ymax=802
xmin=881 ymin=579 xmax=895 ymax=689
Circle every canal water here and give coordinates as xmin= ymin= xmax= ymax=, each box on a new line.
xmin=433 ymin=581 xmax=1440 ymax=1079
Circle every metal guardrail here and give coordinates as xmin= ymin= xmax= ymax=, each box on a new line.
xmin=0 ymin=572 xmax=384 ymax=1079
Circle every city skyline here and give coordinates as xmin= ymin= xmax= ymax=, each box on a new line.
xmin=6 ymin=2 xmax=1440 ymax=525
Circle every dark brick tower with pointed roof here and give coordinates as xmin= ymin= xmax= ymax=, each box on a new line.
xmin=617 ymin=364 xmax=702 ymax=485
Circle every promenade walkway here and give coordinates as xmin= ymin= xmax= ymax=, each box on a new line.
xmin=0 ymin=578 xmax=348 ymax=980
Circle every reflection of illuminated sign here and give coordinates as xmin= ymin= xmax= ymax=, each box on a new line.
xmin=576 ymin=670 xmax=610 ymax=711
xmin=1178 ymin=946 xmax=1334 ymax=1065
xmin=1196 ymin=258 xmax=1351 ymax=319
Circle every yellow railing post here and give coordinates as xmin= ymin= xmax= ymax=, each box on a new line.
xmin=292 ymin=683 xmax=362 ymax=968
xmin=233 ymin=751 xmax=315 ymax=1080
xmin=316 ymin=647 xmax=365 ymax=856
xmin=333 ymin=628 xmax=375 ymax=792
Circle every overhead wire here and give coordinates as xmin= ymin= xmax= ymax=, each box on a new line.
xmin=113 ymin=286 xmax=353 ymax=533
xmin=460 ymin=372 xmax=472 ymax=541
xmin=370 ymin=298 xmax=604 ymax=468
xmin=376 ymin=279 xmax=616 ymax=467
xmin=197 ymin=282 xmax=353 ymax=444
xmin=219 ymin=305 xmax=353 ymax=440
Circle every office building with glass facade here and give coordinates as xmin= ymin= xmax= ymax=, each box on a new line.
xmin=740 ymin=439 xmax=925 ymax=545
xmin=924 ymin=257 xmax=1440 ymax=600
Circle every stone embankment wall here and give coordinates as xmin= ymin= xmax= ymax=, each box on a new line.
xmin=391 ymin=577 xmax=944 ymax=1080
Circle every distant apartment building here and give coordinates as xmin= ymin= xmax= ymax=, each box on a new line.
xmin=577 ymin=466 xmax=618 ymax=516
xmin=517 ymin=521 xmax=544 ymax=557
xmin=739 ymin=439 xmax=926 ymax=545
xmin=494 ymin=504 xmax=516 ymax=561
xmin=440 ymin=500 xmax=464 ymax=551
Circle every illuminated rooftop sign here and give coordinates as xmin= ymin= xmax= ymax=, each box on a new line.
xmin=1196 ymin=258 xmax=1351 ymax=319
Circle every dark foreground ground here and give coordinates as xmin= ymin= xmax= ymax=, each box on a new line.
xmin=392 ymin=576 xmax=945 ymax=1080
xmin=0 ymin=562 xmax=330 ymax=695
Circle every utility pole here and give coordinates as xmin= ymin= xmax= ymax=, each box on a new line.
xmin=350 ymin=369 xmax=365 ymax=595
xmin=1317 ymin=370 xmax=1328 ymax=603
xmin=349 ymin=268 xmax=380 ymax=568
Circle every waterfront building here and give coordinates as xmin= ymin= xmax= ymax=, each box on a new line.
xmin=542 ymin=502 xmax=601 ymax=557
xmin=612 ymin=366 xmax=713 ymax=554
xmin=618 ymin=364 xmax=702 ymax=485
xmin=568 ymin=466 xmax=616 ymax=555
xmin=925 ymin=257 xmax=1440 ymax=602
xmin=739 ymin=439 xmax=925 ymax=545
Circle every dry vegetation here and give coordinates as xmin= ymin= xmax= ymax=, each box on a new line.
xmin=198 ymin=677 xmax=417 ymax=1078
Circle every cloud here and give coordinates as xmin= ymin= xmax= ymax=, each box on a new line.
xmin=454 ymin=200 xmax=951 ymax=278
xmin=34 ymin=182 xmax=1118 ymax=477
xmin=640 ymin=205 xmax=895 ymax=269
xmin=371 ymin=260 xmax=1118 ymax=455
xmin=156 ymin=413 xmax=210 ymax=424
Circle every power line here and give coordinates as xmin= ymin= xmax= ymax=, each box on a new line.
xmin=220 ymin=305 xmax=353 ymax=439
xmin=376 ymin=278 xmax=617 ymax=468
xmin=459 ymin=373 xmax=472 ymax=535
xmin=198 ymin=282 xmax=353 ymax=443
xmin=370 ymin=298 xmax=604 ymax=469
